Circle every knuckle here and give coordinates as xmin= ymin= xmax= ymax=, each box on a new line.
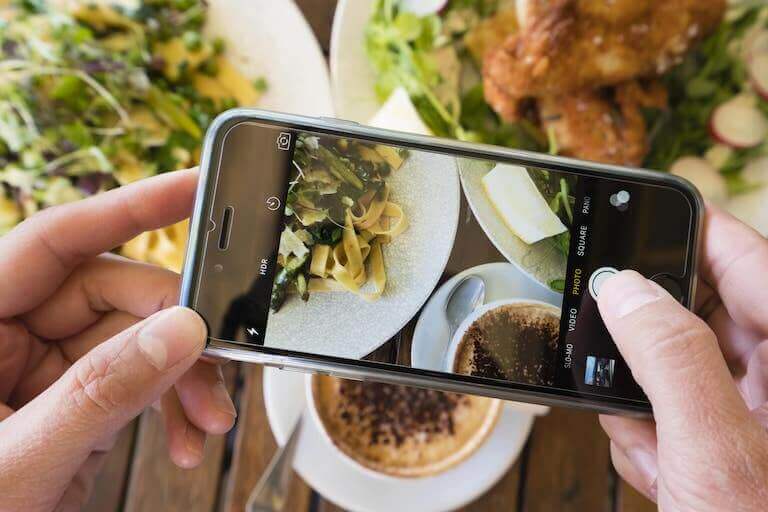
xmin=642 ymin=314 xmax=714 ymax=365
xmin=68 ymin=347 xmax=131 ymax=417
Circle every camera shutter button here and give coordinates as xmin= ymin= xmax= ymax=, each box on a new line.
xmin=588 ymin=267 xmax=619 ymax=301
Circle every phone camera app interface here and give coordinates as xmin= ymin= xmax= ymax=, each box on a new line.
xmin=210 ymin=124 xmax=693 ymax=404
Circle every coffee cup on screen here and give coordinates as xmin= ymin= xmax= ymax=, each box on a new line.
xmin=445 ymin=299 xmax=561 ymax=386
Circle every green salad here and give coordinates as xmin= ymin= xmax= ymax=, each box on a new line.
xmin=0 ymin=0 xmax=263 ymax=234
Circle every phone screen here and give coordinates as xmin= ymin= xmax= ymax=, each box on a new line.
xmin=192 ymin=120 xmax=697 ymax=407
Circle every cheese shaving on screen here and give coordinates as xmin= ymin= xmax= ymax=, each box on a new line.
xmin=368 ymin=87 xmax=432 ymax=136
xmin=279 ymin=227 xmax=309 ymax=259
xmin=482 ymin=164 xmax=567 ymax=245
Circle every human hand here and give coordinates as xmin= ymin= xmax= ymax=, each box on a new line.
xmin=598 ymin=205 xmax=768 ymax=510
xmin=0 ymin=169 xmax=237 ymax=512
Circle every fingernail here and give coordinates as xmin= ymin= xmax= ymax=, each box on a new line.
xmin=628 ymin=448 xmax=659 ymax=494
xmin=137 ymin=307 xmax=206 ymax=371
xmin=211 ymin=381 xmax=237 ymax=417
xmin=606 ymin=272 xmax=663 ymax=318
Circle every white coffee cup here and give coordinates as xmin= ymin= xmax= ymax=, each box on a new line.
xmin=444 ymin=298 xmax=561 ymax=374
xmin=304 ymin=373 xmax=502 ymax=480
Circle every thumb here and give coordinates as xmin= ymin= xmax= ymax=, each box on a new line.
xmin=597 ymin=270 xmax=748 ymax=431
xmin=0 ymin=306 xmax=205 ymax=498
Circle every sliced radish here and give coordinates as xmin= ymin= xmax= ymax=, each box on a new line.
xmin=704 ymin=144 xmax=733 ymax=169
xmin=750 ymin=53 xmax=768 ymax=101
xmin=399 ymin=0 xmax=448 ymax=16
xmin=670 ymin=156 xmax=728 ymax=203
xmin=710 ymin=97 xmax=768 ymax=149
xmin=741 ymin=155 xmax=768 ymax=184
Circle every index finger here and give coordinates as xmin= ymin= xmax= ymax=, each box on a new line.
xmin=700 ymin=204 xmax=768 ymax=335
xmin=0 ymin=168 xmax=198 ymax=318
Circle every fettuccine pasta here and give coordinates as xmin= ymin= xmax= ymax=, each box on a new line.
xmin=270 ymin=134 xmax=410 ymax=312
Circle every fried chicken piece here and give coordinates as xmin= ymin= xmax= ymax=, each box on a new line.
xmin=485 ymin=0 xmax=725 ymax=121
xmin=540 ymin=80 xmax=668 ymax=166
xmin=464 ymin=9 xmax=519 ymax=63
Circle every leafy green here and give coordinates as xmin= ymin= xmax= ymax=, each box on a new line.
xmin=270 ymin=253 xmax=309 ymax=312
xmin=549 ymin=278 xmax=565 ymax=293
xmin=447 ymin=0 xmax=498 ymax=17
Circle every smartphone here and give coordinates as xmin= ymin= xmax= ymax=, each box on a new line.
xmin=180 ymin=110 xmax=702 ymax=415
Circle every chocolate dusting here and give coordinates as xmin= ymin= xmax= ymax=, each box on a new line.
xmin=458 ymin=304 xmax=559 ymax=386
xmin=335 ymin=381 xmax=469 ymax=448
xmin=466 ymin=339 xmax=506 ymax=381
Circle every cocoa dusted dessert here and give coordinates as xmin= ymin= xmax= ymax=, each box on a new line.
xmin=454 ymin=302 xmax=560 ymax=386
xmin=311 ymin=376 xmax=501 ymax=478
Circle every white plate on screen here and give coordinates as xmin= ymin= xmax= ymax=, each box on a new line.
xmin=264 ymin=150 xmax=461 ymax=359
xmin=263 ymin=367 xmax=535 ymax=512
xmin=203 ymin=0 xmax=460 ymax=359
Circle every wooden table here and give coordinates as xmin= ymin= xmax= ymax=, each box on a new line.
xmin=82 ymin=2 xmax=657 ymax=511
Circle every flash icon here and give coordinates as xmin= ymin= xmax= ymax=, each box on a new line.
xmin=246 ymin=327 xmax=259 ymax=336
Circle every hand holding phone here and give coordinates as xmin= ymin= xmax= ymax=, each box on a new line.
xmin=0 ymin=171 xmax=234 ymax=511
xmin=597 ymin=207 xmax=768 ymax=507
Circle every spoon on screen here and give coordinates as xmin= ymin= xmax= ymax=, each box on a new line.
xmin=443 ymin=275 xmax=486 ymax=360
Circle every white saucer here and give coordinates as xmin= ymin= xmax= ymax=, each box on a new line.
xmin=263 ymin=367 xmax=534 ymax=512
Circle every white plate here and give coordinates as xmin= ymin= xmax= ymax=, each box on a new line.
xmin=330 ymin=0 xmax=381 ymax=122
xmin=55 ymin=0 xmax=335 ymax=116
xmin=204 ymin=0 xmax=333 ymax=116
xmin=263 ymin=367 xmax=534 ymax=512
xmin=264 ymin=150 xmax=461 ymax=359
